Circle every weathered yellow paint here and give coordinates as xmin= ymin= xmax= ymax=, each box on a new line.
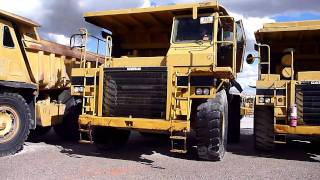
xmin=297 ymin=71 xmax=320 ymax=81
xmin=275 ymin=125 xmax=320 ymax=135
xmin=36 ymin=101 xmax=65 ymax=127
xmin=79 ymin=115 xmax=190 ymax=132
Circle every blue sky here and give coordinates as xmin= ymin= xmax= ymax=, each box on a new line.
xmin=274 ymin=12 xmax=320 ymax=22
xmin=0 ymin=0 xmax=319 ymax=94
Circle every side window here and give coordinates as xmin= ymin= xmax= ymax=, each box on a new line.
xmin=3 ymin=26 xmax=15 ymax=48
xmin=236 ymin=20 xmax=245 ymax=42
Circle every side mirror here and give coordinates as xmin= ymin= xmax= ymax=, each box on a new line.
xmin=246 ymin=54 xmax=255 ymax=64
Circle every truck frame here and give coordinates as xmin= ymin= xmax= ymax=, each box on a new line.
xmin=247 ymin=20 xmax=320 ymax=150
xmin=71 ymin=1 xmax=246 ymax=161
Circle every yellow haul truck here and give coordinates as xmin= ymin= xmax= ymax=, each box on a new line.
xmin=247 ymin=20 xmax=320 ymax=150
xmin=71 ymin=1 xmax=246 ymax=161
xmin=0 ymin=10 xmax=101 ymax=156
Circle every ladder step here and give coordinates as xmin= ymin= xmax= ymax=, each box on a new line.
xmin=79 ymin=129 xmax=90 ymax=133
xmin=274 ymin=140 xmax=286 ymax=144
xmin=170 ymin=149 xmax=187 ymax=153
xmin=174 ymin=97 xmax=188 ymax=100
xmin=176 ymin=86 xmax=189 ymax=88
xmin=216 ymin=40 xmax=234 ymax=44
xmin=84 ymin=95 xmax=94 ymax=98
xmin=170 ymin=136 xmax=187 ymax=140
xmin=79 ymin=140 xmax=94 ymax=144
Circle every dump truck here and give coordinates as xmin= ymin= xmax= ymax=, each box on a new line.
xmin=247 ymin=20 xmax=320 ymax=150
xmin=0 ymin=10 xmax=102 ymax=156
xmin=240 ymin=95 xmax=254 ymax=117
xmin=71 ymin=1 xmax=246 ymax=161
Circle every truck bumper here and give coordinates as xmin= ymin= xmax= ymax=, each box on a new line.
xmin=79 ymin=115 xmax=190 ymax=132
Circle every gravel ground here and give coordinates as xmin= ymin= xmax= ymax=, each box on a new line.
xmin=1 ymin=118 xmax=320 ymax=180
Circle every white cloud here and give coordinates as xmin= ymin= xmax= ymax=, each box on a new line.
xmin=141 ymin=0 xmax=151 ymax=7
xmin=0 ymin=0 xmax=49 ymax=23
xmin=46 ymin=33 xmax=70 ymax=45
xmin=231 ymin=13 xmax=275 ymax=41
xmin=237 ymin=62 xmax=258 ymax=95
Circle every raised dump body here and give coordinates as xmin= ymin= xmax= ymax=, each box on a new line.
xmin=0 ymin=10 xmax=102 ymax=156
xmin=71 ymin=1 xmax=246 ymax=161
xmin=248 ymin=20 xmax=320 ymax=151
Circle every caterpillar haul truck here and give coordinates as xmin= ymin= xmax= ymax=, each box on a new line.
xmin=247 ymin=20 xmax=320 ymax=150
xmin=0 ymin=10 xmax=102 ymax=156
xmin=71 ymin=1 xmax=246 ymax=161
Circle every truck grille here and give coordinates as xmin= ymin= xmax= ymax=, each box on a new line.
xmin=296 ymin=83 xmax=320 ymax=125
xmin=103 ymin=67 xmax=167 ymax=119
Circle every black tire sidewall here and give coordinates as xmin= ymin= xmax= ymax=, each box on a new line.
xmin=0 ymin=93 xmax=30 ymax=154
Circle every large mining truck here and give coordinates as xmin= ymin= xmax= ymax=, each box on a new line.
xmin=0 ymin=10 xmax=102 ymax=156
xmin=247 ymin=20 xmax=320 ymax=150
xmin=71 ymin=1 xmax=246 ymax=161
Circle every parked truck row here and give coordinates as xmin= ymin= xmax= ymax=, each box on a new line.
xmin=0 ymin=1 xmax=319 ymax=161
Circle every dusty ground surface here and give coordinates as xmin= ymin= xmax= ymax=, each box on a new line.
xmin=1 ymin=118 xmax=320 ymax=180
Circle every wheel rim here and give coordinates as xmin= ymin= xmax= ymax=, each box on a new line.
xmin=0 ymin=105 xmax=20 ymax=143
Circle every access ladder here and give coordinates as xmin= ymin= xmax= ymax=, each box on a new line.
xmin=170 ymin=69 xmax=192 ymax=153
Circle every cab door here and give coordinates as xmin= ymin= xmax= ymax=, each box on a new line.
xmin=235 ymin=20 xmax=246 ymax=73
xmin=0 ymin=19 xmax=30 ymax=83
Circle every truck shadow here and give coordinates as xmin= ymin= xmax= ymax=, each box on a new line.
xmin=28 ymin=128 xmax=320 ymax=164
xmin=28 ymin=131 xmax=200 ymax=168
xmin=227 ymin=128 xmax=320 ymax=162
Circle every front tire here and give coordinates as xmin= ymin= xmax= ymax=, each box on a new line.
xmin=195 ymin=90 xmax=228 ymax=161
xmin=254 ymin=105 xmax=274 ymax=151
xmin=0 ymin=93 xmax=31 ymax=157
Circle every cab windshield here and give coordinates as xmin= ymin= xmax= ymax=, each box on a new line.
xmin=173 ymin=16 xmax=214 ymax=43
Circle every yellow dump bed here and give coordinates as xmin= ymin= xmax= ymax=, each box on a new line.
xmin=83 ymin=1 xmax=229 ymax=58
xmin=0 ymin=9 xmax=103 ymax=89
xmin=255 ymin=20 xmax=320 ymax=43
xmin=0 ymin=9 xmax=40 ymax=27
xmin=84 ymin=1 xmax=228 ymax=35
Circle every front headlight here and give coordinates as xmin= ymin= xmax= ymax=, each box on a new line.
xmin=196 ymin=88 xmax=203 ymax=95
xmin=203 ymin=88 xmax=210 ymax=95
xmin=259 ymin=97 xmax=265 ymax=103
xmin=265 ymin=97 xmax=271 ymax=104
xmin=74 ymin=86 xmax=84 ymax=93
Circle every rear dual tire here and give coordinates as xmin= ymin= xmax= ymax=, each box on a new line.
xmin=254 ymin=105 xmax=275 ymax=151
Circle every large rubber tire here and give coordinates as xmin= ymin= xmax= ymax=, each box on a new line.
xmin=195 ymin=90 xmax=228 ymax=161
xmin=227 ymin=95 xmax=241 ymax=143
xmin=254 ymin=105 xmax=275 ymax=151
xmin=93 ymin=127 xmax=130 ymax=150
xmin=0 ymin=93 xmax=31 ymax=157
xmin=102 ymin=78 xmax=117 ymax=116
xmin=53 ymin=90 xmax=81 ymax=141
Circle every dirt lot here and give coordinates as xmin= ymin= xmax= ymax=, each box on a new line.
xmin=1 ymin=118 xmax=320 ymax=180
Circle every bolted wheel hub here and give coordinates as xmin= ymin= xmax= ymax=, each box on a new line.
xmin=0 ymin=106 xmax=20 ymax=142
